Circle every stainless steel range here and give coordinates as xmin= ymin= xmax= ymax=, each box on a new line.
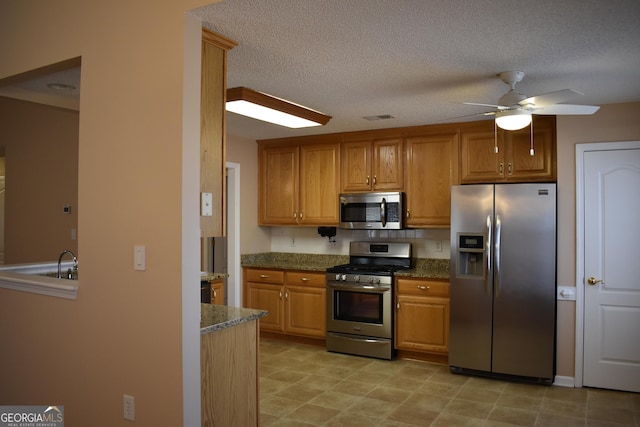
xmin=326 ymin=241 xmax=412 ymax=359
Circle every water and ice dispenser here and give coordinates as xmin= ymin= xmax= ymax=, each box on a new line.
xmin=456 ymin=234 xmax=485 ymax=278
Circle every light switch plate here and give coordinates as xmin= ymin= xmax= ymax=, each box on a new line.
xmin=134 ymin=245 xmax=146 ymax=271
xmin=201 ymin=192 xmax=213 ymax=216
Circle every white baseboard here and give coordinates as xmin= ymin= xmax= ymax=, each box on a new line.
xmin=553 ymin=375 xmax=575 ymax=387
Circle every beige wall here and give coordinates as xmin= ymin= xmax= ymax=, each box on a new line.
xmin=0 ymin=97 xmax=79 ymax=263
xmin=554 ymin=101 xmax=640 ymax=377
xmin=0 ymin=1 xmax=213 ymax=426
xmin=226 ymin=133 xmax=271 ymax=254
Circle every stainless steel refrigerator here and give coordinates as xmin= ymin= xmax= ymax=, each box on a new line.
xmin=449 ymin=183 xmax=556 ymax=384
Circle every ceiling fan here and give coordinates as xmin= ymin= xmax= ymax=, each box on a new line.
xmin=463 ymin=71 xmax=600 ymax=130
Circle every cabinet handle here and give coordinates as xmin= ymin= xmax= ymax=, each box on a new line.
xmin=279 ymin=290 xmax=283 ymax=299
xmin=406 ymin=209 xmax=410 ymax=218
xmin=260 ymin=274 xmax=269 ymax=279
xmin=507 ymin=162 xmax=513 ymax=175
xmin=499 ymin=162 xmax=504 ymax=175
xmin=212 ymin=289 xmax=217 ymax=299
xmin=396 ymin=302 xmax=400 ymax=310
xmin=285 ymin=291 xmax=289 ymax=300
xmin=300 ymin=277 xmax=310 ymax=282
xmin=418 ymin=285 xmax=430 ymax=291
xmin=373 ymin=175 xmax=377 ymax=185
xmin=366 ymin=176 xmax=370 ymax=185
xmin=293 ymin=212 xmax=297 ymax=219
xmin=300 ymin=211 xmax=303 ymax=220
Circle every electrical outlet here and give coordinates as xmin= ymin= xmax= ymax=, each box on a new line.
xmin=435 ymin=240 xmax=443 ymax=252
xmin=123 ymin=394 xmax=135 ymax=421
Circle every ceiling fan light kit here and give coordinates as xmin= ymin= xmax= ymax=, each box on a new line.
xmin=495 ymin=109 xmax=532 ymax=131
xmin=226 ymin=87 xmax=331 ymax=128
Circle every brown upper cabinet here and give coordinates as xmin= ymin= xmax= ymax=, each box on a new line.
xmin=258 ymin=137 xmax=340 ymax=226
xmin=341 ymin=133 xmax=403 ymax=192
xmin=404 ymin=128 xmax=459 ymax=227
xmin=459 ymin=116 xmax=556 ymax=183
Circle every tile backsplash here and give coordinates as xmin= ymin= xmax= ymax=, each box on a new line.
xmin=270 ymin=227 xmax=450 ymax=259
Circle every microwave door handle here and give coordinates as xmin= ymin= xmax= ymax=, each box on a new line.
xmin=380 ymin=197 xmax=387 ymax=227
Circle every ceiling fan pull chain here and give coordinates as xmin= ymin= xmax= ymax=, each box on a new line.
xmin=494 ymin=120 xmax=499 ymax=154
xmin=529 ymin=119 xmax=535 ymax=156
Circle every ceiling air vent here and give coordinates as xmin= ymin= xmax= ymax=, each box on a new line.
xmin=362 ymin=114 xmax=395 ymax=121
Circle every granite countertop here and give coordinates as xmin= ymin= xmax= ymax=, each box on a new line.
xmin=241 ymin=253 xmax=450 ymax=279
xmin=200 ymin=304 xmax=268 ymax=335
xmin=200 ymin=272 xmax=228 ymax=281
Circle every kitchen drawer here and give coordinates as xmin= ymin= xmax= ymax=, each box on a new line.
xmin=396 ymin=278 xmax=449 ymax=297
xmin=245 ymin=268 xmax=285 ymax=284
xmin=285 ymin=271 xmax=325 ymax=288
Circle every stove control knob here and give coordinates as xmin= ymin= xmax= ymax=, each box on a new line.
xmin=335 ymin=274 xmax=341 ymax=281
xmin=354 ymin=275 xmax=360 ymax=282
xmin=341 ymin=274 xmax=347 ymax=281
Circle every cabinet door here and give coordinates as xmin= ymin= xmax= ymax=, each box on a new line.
xmin=259 ymin=145 xmax=298 ymax=225
xmin=504 ymin=117 xmax=556 ymax=181
xmin=210 ymin=279 xmax=225 ymax=305
xmin=460 ymin=124 xmax=505 ymax=183
xmin=396 ymin=294 xmax=450 ymax=354
xmin=284 ymin=285 xmax=326 ymax=338
xmin=299 ymin=142 xmax=340 ymax=225
xmin=245 ymin=283 xmax=284 ymax=332
xmin=405 ymin=133 xmax=458 ymax=227
xmin=341 ymin=140 xmax=371 ymax=192
xmin=372 ymin=138 xmax=403 ymax=191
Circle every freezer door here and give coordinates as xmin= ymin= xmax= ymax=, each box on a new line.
xmin=492 ymin=183 xmax=556 ymax=380
xmin=449 ymin=184 xmax=494 ymax=372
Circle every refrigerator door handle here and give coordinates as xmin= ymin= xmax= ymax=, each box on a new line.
xmin=495 ymin=214 xmax=502 ymax=297
xmin=486 ymin=215 xmax=492 ymax=296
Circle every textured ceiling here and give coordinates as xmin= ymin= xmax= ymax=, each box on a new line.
xmin=3 ymin=1 xmax=639 ymax=142
xmin=193 ymin=0 xmax=640 ymax=140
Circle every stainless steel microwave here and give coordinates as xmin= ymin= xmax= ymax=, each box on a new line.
xmin=339 ymin=192 xmax=404 ymax=230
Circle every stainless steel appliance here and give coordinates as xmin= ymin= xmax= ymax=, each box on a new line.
xmin=339 ymin=192 xmax=404 ymax=230
xmin=326 ymin=241 xmax=412 ymax=359
xmin=449 ymin=183 xmax=557 ymax=384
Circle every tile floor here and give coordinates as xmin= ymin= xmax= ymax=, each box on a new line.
xmin=259 ymin=337 xmax=640 ymax=426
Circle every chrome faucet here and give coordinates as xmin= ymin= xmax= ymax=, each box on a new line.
xmin=58 ymin=250 xmax=78 ymax=279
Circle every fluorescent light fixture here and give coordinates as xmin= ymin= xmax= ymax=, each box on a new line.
xmin=495 ymin=109 xmax=532 ymax=131
xmin=226 ymin=87 xmax=331 ymax=128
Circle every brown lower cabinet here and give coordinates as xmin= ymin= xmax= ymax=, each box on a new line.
xmin=201 ymin=319 xmax=259 ymax=426
xmin=210 ymin=278 xmax=224 ymax=305
xmin=243 ymin=268 xmax=326 ymax=339
xmin=395 ymin=277 xmax=450 ymax=356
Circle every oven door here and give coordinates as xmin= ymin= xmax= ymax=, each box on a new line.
xmin=326 ymin=282 xmax=392 ymax=339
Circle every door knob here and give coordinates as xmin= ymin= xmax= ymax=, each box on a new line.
xmin=587 ymin=277 xmax=603 ymax=286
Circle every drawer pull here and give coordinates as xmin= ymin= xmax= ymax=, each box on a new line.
xmin=418 ymin=285 xmax=430 ymax=291
xmin=301 ymin=277 xmax=311 ymax=282
xmin=260 ymin=274 xmax=269 ymax=279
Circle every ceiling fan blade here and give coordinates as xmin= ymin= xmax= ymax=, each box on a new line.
xmin=463 ymin=101 xmax=508 ymax=110
xmin=520 ymin=89 xmax=584 ymax=108
xmin=440 ymin=111 xmax=496 ymax=122
xmin=532 ymin=104 xmax=600 ymax=115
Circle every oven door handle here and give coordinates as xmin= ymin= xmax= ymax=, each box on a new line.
xmin=327 ymin=283 xmax=391 ymax=293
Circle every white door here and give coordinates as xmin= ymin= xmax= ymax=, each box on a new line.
xmin=581 ymin=142 xmax=640 ymax=392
